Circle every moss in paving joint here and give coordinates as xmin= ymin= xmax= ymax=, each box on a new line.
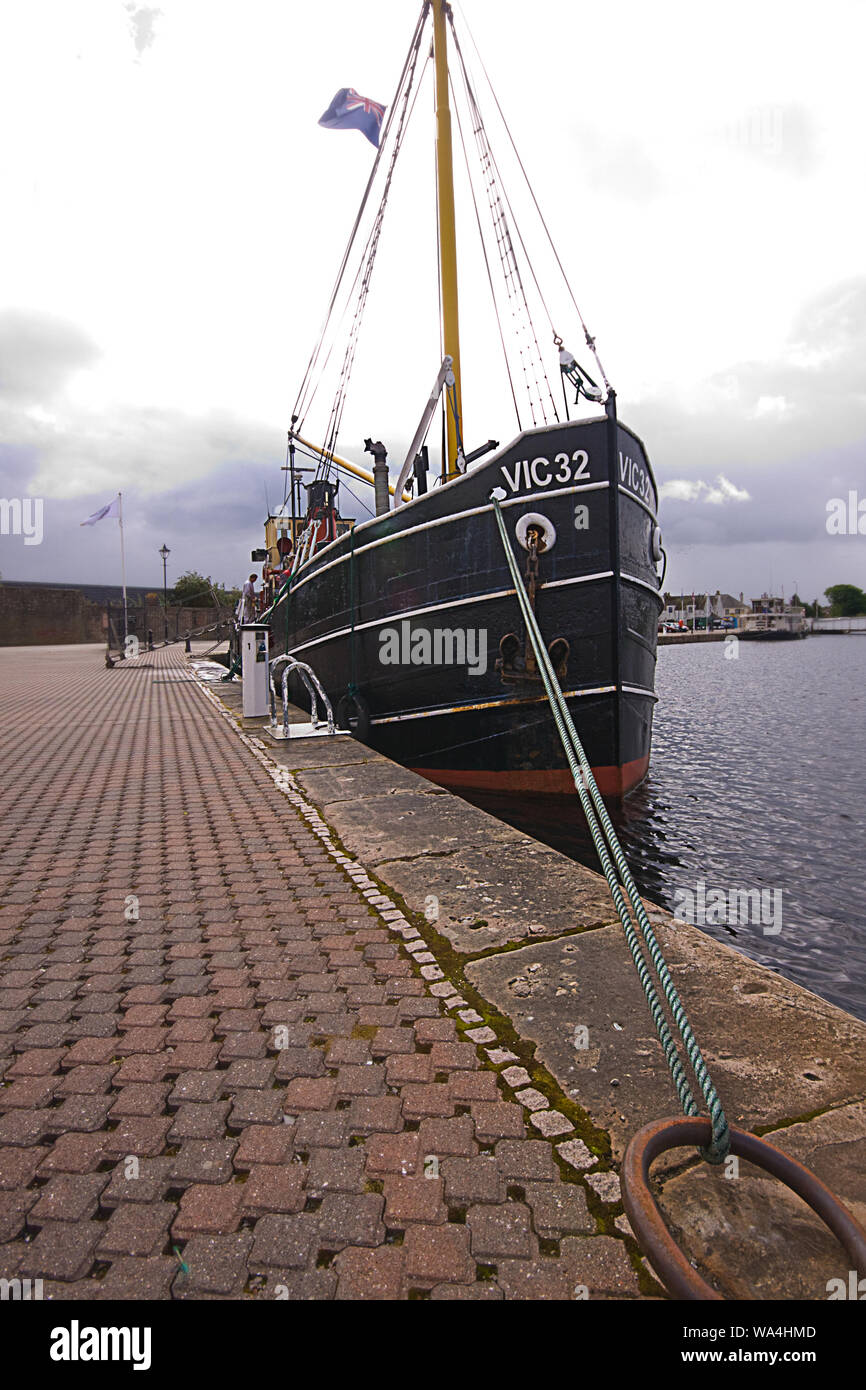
xmin=218 ymin=707 xmax=621 ymax=1200
xmin=753 ymin=1100 xmax=849 ymax=1136
xmin=633 ymin=1246 xmax=669 ymax=1298
xmin=455 ymin=918 xmax=611 ymax=967
xmin=372 ymin=848 xmax=458 ymax=865
xmin=351 ymin=1023 xmax=378 ymax=1040
xmin=321 ymin=837 xmax=613 ymax=1169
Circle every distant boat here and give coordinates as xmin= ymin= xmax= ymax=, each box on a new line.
xmin=261 ymin=0 xmax=664 ymax=798
xmin=739 ymin=610 xmax=808 ymax=641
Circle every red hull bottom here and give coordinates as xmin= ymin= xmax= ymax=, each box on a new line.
xmin=411 ymin=753 xmax=650 ymax=801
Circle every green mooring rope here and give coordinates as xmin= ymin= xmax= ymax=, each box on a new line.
xmin=492 ymin=498 xmax=730 ymax=1163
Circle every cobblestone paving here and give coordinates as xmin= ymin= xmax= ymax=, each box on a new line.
xmin=0 ymin=645 xmax=643 ymax=1300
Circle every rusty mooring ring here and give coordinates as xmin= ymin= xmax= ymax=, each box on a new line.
xmin=621 ymin=1116 xmax=866 ymax=1300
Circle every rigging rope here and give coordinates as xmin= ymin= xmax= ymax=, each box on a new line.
xmin=453 ymin=4 xmax=611 ymax=393
xmin=450 ymin=71 xmax=521 ymax=431
xmin=317 ymin=35 xmax=428 ymax=481
xmin=293 ymin=2 xmax=431 ymax=431
xmin=491 ymin=496 xmax=730 ymax=1165
xmin=450 ymin=26 xmax=558 ymax=428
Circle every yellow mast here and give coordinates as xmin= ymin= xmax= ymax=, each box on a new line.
xmin=432 ymin=0 xmax=463 ymax=479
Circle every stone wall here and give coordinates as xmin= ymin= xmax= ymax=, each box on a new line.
xmin=0 ymin=586 xmax=106 ymax=645
xmin=141 ymin=601 xmax=228 ymax=642
xmin=0 ymin=586 xmax=226 ymax=647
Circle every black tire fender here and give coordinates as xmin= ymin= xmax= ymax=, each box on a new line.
xmin=337 ymin=691 xmax=371 ymax=742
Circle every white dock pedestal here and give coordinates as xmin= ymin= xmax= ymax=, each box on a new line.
xmin=240 ymin=624 xmax=270 ymax=718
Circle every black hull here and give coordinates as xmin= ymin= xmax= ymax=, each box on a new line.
xmin=738 ymin=631 xmax=807 ymax=642
xmin=270 ymin=414 xmax=662 ymax=798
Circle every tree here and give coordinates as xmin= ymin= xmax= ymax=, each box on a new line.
xmin=170 ymin=571 xmax=240 ymax=609
xmin=824 ymin=584 xmax=866 ymax=617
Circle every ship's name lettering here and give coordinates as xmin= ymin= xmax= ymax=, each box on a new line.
xmin=499 ymin=451 xmax=590 ymax=493
xmin=619 ymin=451 xmax=653 ymax=505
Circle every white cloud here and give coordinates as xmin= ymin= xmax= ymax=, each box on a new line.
xmin=659 ymin=479 xmax=705 ymax=502
xmin=659 ymin=475 xmax=751 ymax=505
xmin=0 ymin=0 xmax=864 ymax=602
xmin=754 ymin=394 xmax=790 ymax=418
xmin=125 ymin=5 xmax=161 ymax=57
xmin=704 ymin=476 xmax=751 ymax=504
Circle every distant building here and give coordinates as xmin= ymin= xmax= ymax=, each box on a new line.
xmin=723 ymin=591 xmax=751 ymax=625
xmin=661 ymin=590 xmax=747 ymax=627
xmin=0 ymin=579 xmax=152 ymax=605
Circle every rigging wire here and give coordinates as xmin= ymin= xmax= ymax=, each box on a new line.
xmin=338 ymin=477 xmax=376 ymax=520
xmin=450 ymin=21 xmax=559 ymax=426
xmin=290 ymin=442 xmax=377 ymax=515
xmin=317 ymin=34 xmax=429 ymax=480
xmin=299 ymin=45 xmax=432 ymax=439
xmin=452 ymin=2 xmax=611 ymax=392
xmin=449 ymin=69 xmax=521 ymax=432
xmin=291 ymin=0 xmax=615 ymax=511
xmin=450 ymin=19 xmax=559 ymax=342
xmin=293 ymin=1 xmax=431 ymax=429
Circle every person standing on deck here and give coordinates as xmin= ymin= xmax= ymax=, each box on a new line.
xmin=238 ymin=573 xmax=258 ymax=624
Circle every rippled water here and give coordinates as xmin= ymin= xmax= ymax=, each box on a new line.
xmin=467 ymin=635 xmax=866 ymax=1023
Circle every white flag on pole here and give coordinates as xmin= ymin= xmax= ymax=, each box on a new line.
xmin=80 ymin=498 xmax=119 ymax=526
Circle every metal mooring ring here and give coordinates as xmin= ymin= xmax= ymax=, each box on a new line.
xmin=515 ymin=511 xmax=557 ymax=553
xmin=622 ymin=1116 xmax=866 ymax=1301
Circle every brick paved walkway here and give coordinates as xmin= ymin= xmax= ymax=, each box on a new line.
xmin=0 ymin=645 xmax=643 ymax=1300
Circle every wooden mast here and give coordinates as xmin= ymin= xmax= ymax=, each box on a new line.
xmin=432 ymin=0 xmax=463 ymax=479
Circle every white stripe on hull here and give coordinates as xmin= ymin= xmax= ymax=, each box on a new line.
xmin=288 ymin=569 xmax=617 ymax=657
xmin=369 ymin=682 xmax=657 ymax=727
xmin=288 ymin=481 xmax=611 ymax=596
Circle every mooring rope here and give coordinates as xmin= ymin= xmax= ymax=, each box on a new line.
xmin=491 ymin=496 xmax=730 ymax=1163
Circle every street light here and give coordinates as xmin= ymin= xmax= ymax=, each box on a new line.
xmin=159 ymin=544 xmax=170 ymax=643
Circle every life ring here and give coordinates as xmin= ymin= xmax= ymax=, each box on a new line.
xmin=337 ymin=691 xmax=371 ymax=742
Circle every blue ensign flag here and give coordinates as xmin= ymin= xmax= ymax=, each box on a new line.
xmin=318 ymin=87 xmax=386 ymax=147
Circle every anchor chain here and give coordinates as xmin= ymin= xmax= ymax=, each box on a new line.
xmin=523 ymin=527 xmax=541 ymax=676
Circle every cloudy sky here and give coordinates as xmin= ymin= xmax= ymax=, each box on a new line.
xmin=0 ymin=0 xmax=864 ymax=605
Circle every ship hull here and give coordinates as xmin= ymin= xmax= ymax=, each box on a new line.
xmin=270 ymin=413 xmax=662 ymax=799
xmin=738 ymin=629 xmax=807 ymax=641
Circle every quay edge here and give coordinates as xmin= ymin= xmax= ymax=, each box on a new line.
xmin=214 ymin=662 xmax=866 ymax=1301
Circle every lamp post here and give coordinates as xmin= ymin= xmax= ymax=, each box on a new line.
xmin=159 ymin=544 xmax=170 ymax=643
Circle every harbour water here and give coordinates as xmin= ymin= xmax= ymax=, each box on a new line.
xmin=468 ymin=635 xmax=866 ymax=1023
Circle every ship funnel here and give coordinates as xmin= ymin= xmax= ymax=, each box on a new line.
xmin=365 ymin=438 xmax=391 ymax=517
